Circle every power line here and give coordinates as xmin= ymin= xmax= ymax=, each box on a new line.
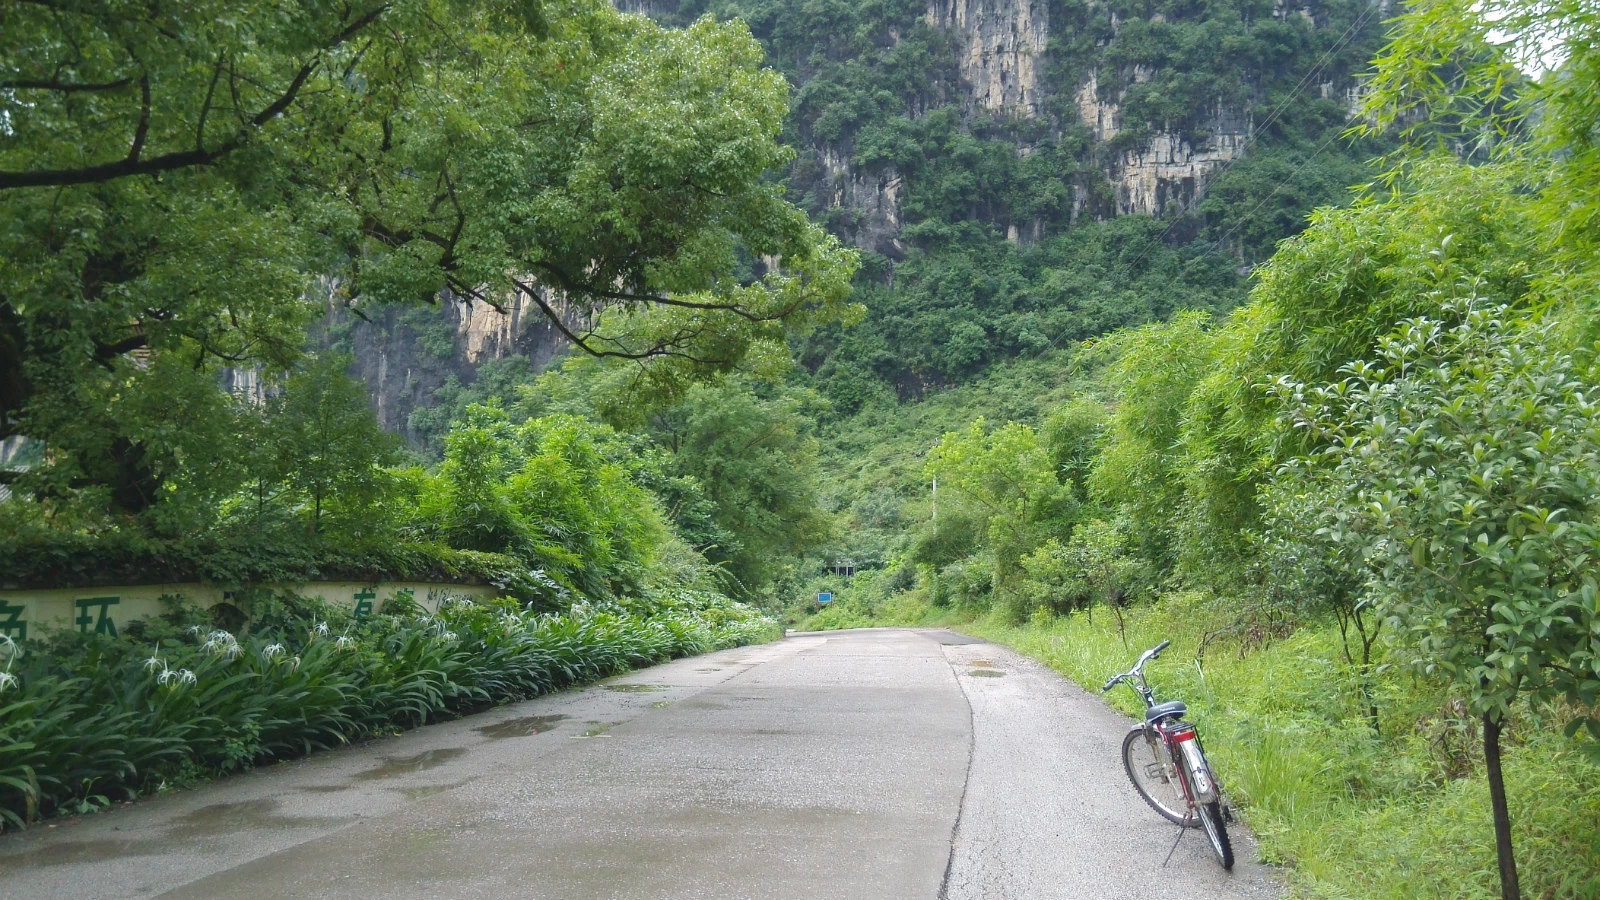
xmin=1203 ymin=122 xmax=1350 ymax=258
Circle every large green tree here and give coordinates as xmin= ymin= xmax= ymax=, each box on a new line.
xmin=0 ymin=0 xmax=858 ymax=522
xmin=658 ymin=378 xmax=830 ymax=598
xmin=1273 ymin=301 xmax=1600 ymax=900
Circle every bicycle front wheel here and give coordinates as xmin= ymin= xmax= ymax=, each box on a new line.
xmin=1198 ymin=800 xmax=1234 ymax=870
xmin=1121 ymin=725 xmax=1193 ymax=827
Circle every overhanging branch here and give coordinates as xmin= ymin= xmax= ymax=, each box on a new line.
xmin=0 ymin=4 xmax=391 ymax=191
xmin=511 ymin=278 xmax=729 ymax=365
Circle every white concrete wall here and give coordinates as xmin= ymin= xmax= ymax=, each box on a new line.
xmin=0 ymin=581 xmax=501 ymax=641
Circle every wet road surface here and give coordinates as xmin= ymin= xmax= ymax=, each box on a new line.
xmin=0 ymin=628 xmax=1280 ymax=899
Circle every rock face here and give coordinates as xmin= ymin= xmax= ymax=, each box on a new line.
xmin=1111 ymin=113 xmax=1251 ymax=217
xmin=800 ymin=0 xmax=1373 ymax=249
xmin=820 ymin=145 xmax=909 ymax=260
xmin=337 ymin=288 xmax=575 ymax=443
xmin=926 ymin=0 xmax=1049 ymax=118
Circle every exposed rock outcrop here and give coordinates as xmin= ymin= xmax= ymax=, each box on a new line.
xmin=1111 ymin=127 xmax=1249 ymax=216
xmin=925 ymin=0 xmax=1049 ymax=118
xmin=821 ymin=145 xmax=908 ymax=260
xmin=340 ymin=288 xmax=576 ymax=441
xmin=613 ymin=0 xmax=678 ymax=17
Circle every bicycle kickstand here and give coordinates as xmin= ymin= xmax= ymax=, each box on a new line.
xmin=1161 ymin=811 xmax=1193 ymax=867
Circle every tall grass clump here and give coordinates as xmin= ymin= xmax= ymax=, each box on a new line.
xmin=0 ymin=589 xmax=776 ymax=831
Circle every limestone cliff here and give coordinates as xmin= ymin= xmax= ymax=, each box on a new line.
xmin=782 ymin=0 xmax=1379 ymax=249
xmin=331 ymin=288 xmax=576 ymax=444
xmin=819 ymin=145 xmax=909 ymax=260
xmin=926 ymin=0 xmax=1050 ymax=119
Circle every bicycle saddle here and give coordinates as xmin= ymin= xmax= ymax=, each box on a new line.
xmin=1145 ymin=700 xmax=1187 ymax=722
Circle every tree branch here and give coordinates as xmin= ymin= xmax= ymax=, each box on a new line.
xmin=0 ymin=3 xmax=391 ymax=190
xmin=128 ymin=75 xmax=152 ymax=163
xmin=511 ymin=278 xmax=727 ymax=364
xmin=532 ymin=260 xmax=774 ymax=322
xmin=196 ymin=53 xmax=225 ymax=150
xmin=93 ymin=333 xmax=149 ymax=367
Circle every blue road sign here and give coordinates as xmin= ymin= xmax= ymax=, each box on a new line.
xmin=817 ymin=592 xmax=833 ymax=604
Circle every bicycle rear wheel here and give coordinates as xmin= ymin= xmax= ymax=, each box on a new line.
xmin=1121 ymin=726 xmax=1194 ymax=827
xmin=1198 ymin=800 xmax=1234 ymax=870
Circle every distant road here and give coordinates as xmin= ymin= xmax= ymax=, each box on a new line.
xmin=0 ymin=629 xmax=1279 ymax=899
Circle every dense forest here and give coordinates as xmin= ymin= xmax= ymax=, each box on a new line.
xmin=4 ymin=0 xmax=1600 ymax=895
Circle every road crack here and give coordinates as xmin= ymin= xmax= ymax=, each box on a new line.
xmin=938 ymin=643 xmax=979 ymax=900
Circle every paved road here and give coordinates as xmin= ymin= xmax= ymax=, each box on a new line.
xmin=0 ymin=628 xmax=1280 ymax=899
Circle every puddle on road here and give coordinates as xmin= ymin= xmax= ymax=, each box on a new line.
xmin=7 ymin=799 xmax=344 ymax=869
xmin=968 ymin=659 xmax=995 ymax=667
xmin=167 ymin=799 xmax=341 ymax=840
xmin=604 ymin=683 xmax=667 ymax=693
xmin=968 ymin=669 xmax=1006 ymax=678
xmin=352 ymin=748 xmax=467 ymax=781
xmin=695 ymin=667 xmax=722 ymax=673
xmin=475 ymin=714 xmax=567 ymax=739
xmin=5 ymin=836 xmax=162 ymax=868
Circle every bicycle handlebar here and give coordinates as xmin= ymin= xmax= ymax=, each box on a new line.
xmin=1142 ymin=639 xmax=1171 ymax=664
xmin=1102 ymin=639 xmax=1172 ymax=693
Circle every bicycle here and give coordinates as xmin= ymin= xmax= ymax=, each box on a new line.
xmin=1102 ymin=639 xmax=1234 ymax=870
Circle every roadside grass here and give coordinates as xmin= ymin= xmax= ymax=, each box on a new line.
xmin=826 ymin=591 xmax=1600 ymax=899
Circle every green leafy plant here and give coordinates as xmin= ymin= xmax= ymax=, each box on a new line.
xmin=1271 ymin=297 xmax=1600 ymax=898
xmin=0 ymin=593 xmax=777 ymax=831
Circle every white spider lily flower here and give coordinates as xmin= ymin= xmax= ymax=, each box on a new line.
xmin=262 ymin=643 xmax=286 ymax=660
xmin=186 ymin=624 xmax=204 ymax=637
xmin=312 ymin=622 xmax=330 ymax=637
xmin=285 ymin=656 xmax=301 ymax=673
xmin=435 ymin=631 xmax=459 ymax=644
xmin=143 ymin=643 xmax=165 ymax=672
xmin=0 ymin=670 xmax=17 ymax=692
xmin=334 ymin=635 xmax=357 ymax=651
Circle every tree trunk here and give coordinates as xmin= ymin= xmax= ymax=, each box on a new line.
xmin=1483 ymin=712 xmax=1520 ymax=900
